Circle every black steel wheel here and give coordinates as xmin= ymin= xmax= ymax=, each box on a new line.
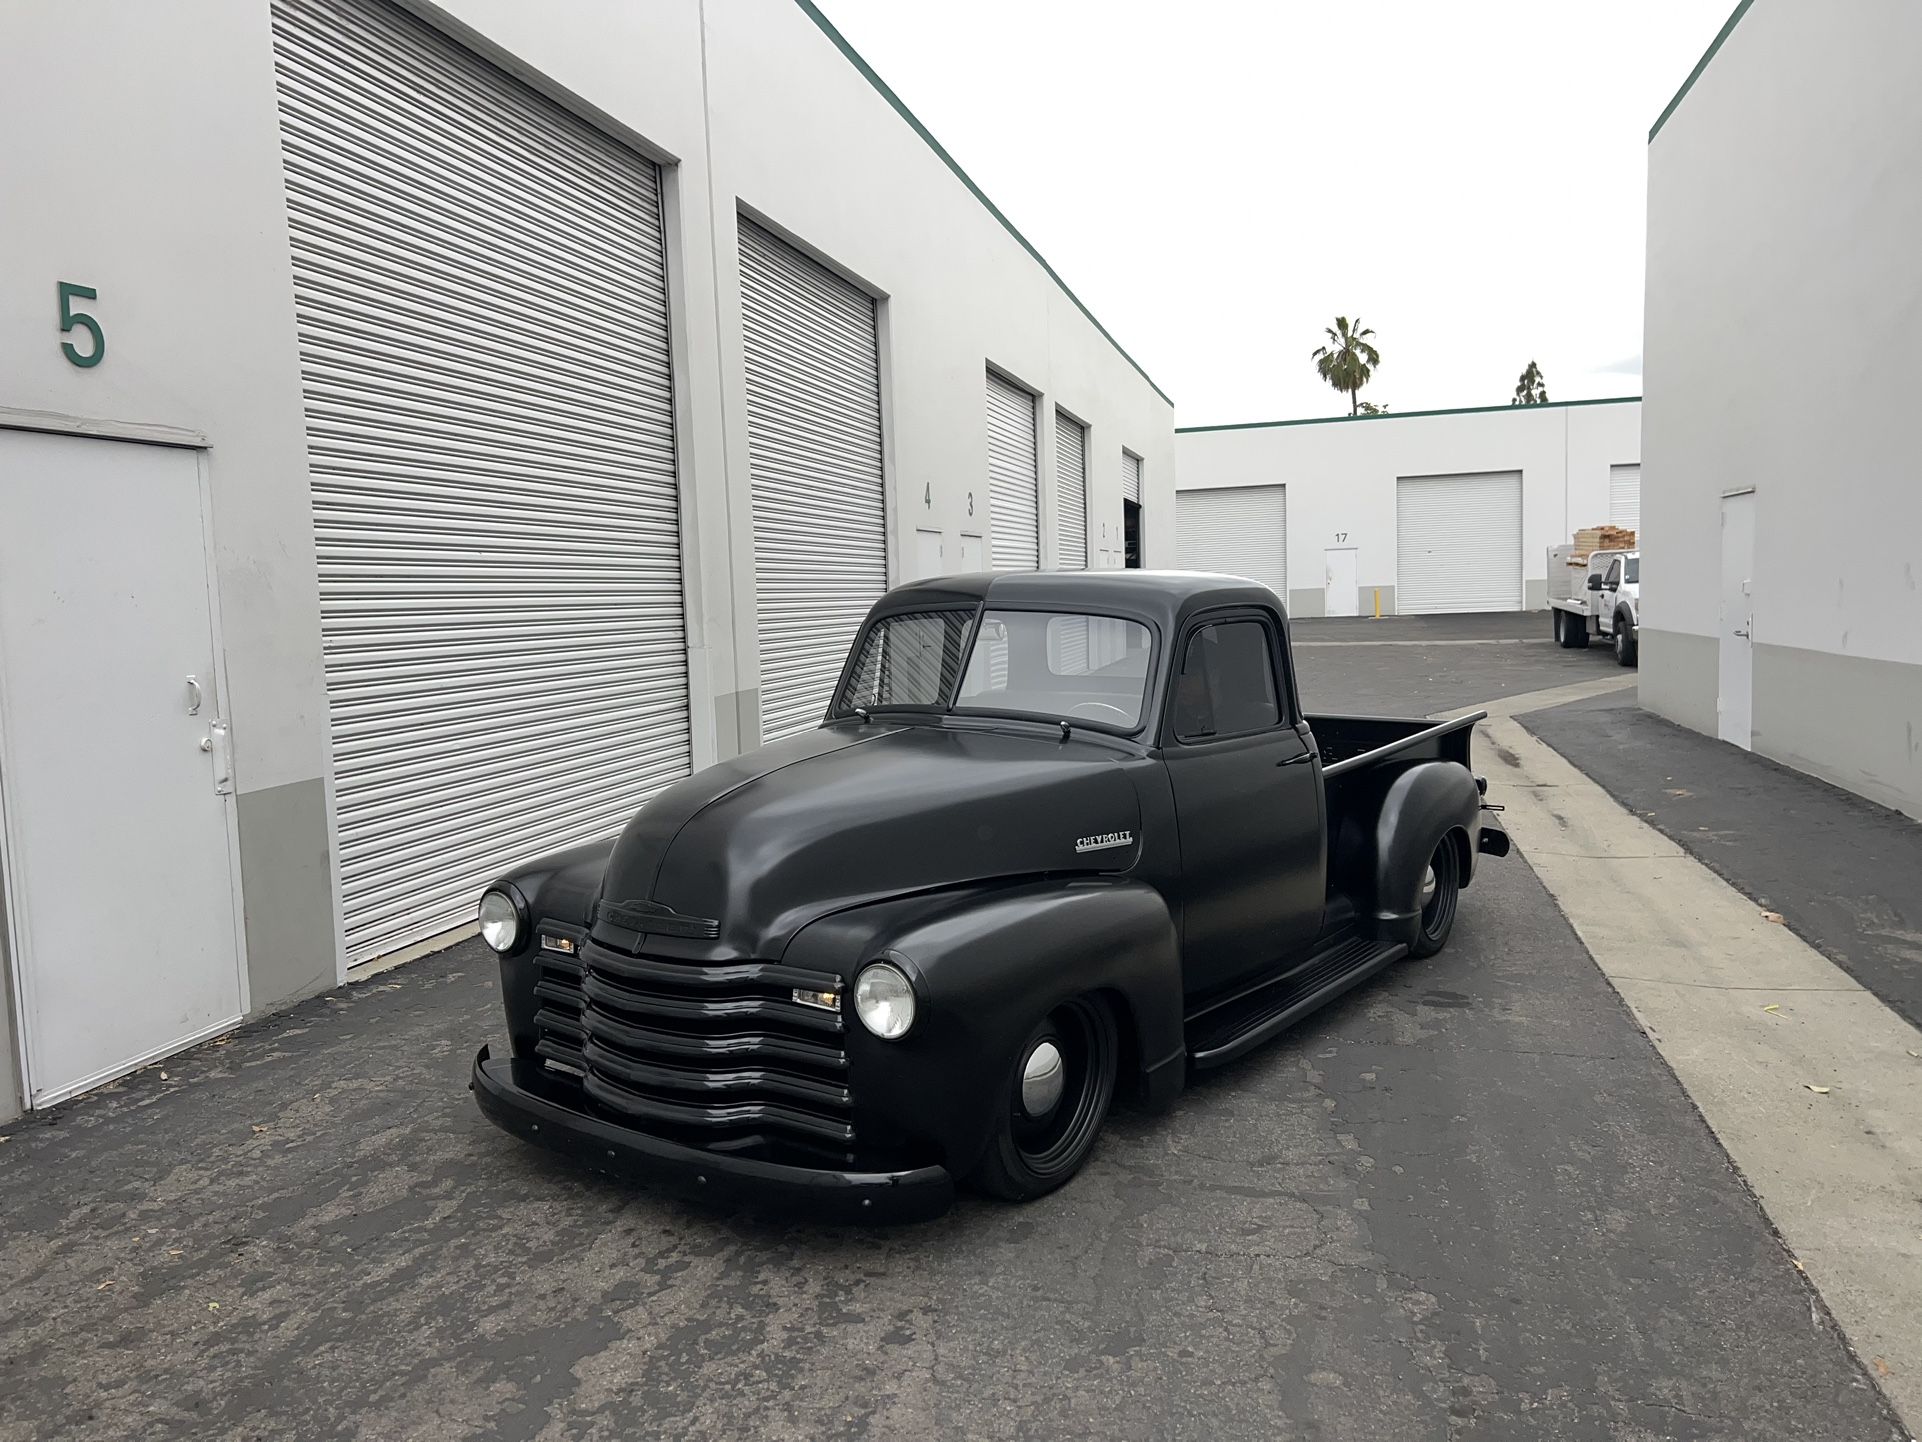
xmin=1409 ymin=836 xmax=1462 ymax=959
xmin=970 ymin=996 xmax=1119 ymax=1202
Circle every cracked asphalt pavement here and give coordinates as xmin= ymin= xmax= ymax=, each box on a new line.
xmin=0 ymin=618 xmax=1901 ymax=1441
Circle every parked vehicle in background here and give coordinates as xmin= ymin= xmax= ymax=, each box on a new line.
xmin=470 ymin=571 xmax=1511 ymax=1221
xmin=1549 ymin=546 xmax=1640 ymax=666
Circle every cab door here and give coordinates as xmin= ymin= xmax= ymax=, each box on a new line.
xmin=1161 ymin=611 xmax=1325 ymax=1000
xmin=1597 ymin=556 xmax=1623 ymax=634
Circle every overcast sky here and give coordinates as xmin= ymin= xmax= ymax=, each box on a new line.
xmin=813 ymin=0 xmax=1733 ymax=426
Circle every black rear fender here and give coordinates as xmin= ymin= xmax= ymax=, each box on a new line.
xmin=782 ymin=879 xmax=1184 ymax=1177
xmin=1367 ymin=761 xmax=1482 ymax=944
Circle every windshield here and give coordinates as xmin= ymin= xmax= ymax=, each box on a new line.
xmin=1624 ymin=556 xmax=1639 ymax=584
xmin=956 ymin=610 xmax=1153 ymax=728
xmin=837 ymin=607 xmax=1155 ymax=729
xmin=837 ymin=609 xmax=974 ymax=712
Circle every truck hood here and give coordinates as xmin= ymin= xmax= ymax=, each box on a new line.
xmin=596 ymin=721 xmax=1142 ymax=958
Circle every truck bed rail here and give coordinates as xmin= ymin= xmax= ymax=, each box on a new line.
xmin=1311 ymin=711 xmax=1487 ymax=779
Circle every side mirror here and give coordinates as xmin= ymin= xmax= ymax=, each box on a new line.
xmin=1586 ymin=575 xmax=1604 ymax=592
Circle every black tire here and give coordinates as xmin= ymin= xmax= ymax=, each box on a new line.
xmin=1552 ymin=609 xmax=1567 ymax=645
xmin=1614 ymin=612 xmax=1639 ymax=667
xmin=1409 ymin=836 xmax=1462 ymax=959
xmin=1568 ymin=614 xmax=1591 ymax=650
xmin=970 ymin=995 xmax=1119 ymax=1202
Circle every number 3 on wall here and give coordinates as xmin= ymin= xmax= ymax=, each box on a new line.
xmin=58 ymin=282 xmax=105 ymax=368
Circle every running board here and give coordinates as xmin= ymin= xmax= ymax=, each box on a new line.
xmin=1186 ymin=936 xmax=1408 ymax=1069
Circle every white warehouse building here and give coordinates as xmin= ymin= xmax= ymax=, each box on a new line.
xmin=1640 ymin=0 xmax=1922 ymax=822
xmin=0 ymin=0 xmax=1174 ymax=1121
xmin=1174 ymin=399 xmax=1642 ymax=618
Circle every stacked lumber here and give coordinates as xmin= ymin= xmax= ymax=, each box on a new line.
xmin=1569 ymin=525 xmax=1637 ymax=560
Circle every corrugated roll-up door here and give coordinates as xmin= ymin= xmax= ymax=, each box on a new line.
xmin=1122 ymin=451 xmax=1143 ymax=504
xmin=1054 ymin=411 xmax=1088 ymax=570
xmin=1609 ymin=464 xmax=1642 ymax=531
xmin=1176 ymin=485 xmax=1287 ymax=597
xmin=1395 ymin=471 xmax=1523 ymax=613
xmin=739 ymin=221 xmax=887 ymax=743
xmin=986 ymin=372 xmax=1039 ymax=570
xmin=271 ymin=0 xmax=690 ymax=964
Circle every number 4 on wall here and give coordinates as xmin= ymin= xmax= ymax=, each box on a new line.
xmin=58 ymin=282 xmax=105 ymax=368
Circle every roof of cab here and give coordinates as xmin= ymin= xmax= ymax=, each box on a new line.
xmin=873 ymin=570 xmax=1287 ymax=632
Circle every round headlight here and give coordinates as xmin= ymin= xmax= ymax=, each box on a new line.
xmin=854 ymin=961 xmax=916 ymax=1040
xmin=477 ymin=889 xmax=523 ymax=953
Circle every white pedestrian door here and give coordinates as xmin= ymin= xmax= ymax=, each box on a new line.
xmin=0 ymin=431 xmax=244 ymax=1106
xmin=1396 ymin=471 xmax=1523 ymax=613
xmin=1718 ymin=490 xmax=1755 ymax=748
xmin=914 ymin=529 xmax=945 ymax=580
xmin=1324 ymin=548 xmax=1360 ymax=617
xmin=986 ymin=373 xmax=1039 ymax=570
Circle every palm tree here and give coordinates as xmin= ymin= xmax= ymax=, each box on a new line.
xmin=1312 ymin=317 xmax=1380 ymax=416
xmin=1512 ymin=360 xmax=1549 ymax=405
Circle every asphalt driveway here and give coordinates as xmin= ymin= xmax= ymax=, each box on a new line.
xmin=0 ymin=614 xmax=1900 ymax=1442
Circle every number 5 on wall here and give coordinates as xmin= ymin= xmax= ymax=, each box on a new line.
xmin=58 ymin=282 xmax=105 ymax=368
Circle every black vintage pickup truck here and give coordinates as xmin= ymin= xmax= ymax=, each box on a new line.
xmin=473 ymin=572 xmax=1508 ymax=1220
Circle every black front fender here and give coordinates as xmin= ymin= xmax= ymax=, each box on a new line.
xmin=488 ymin=839 xmax=613 ymax=1061
xmin=781 ymin=878 xmax=1184 ymax=1179
xmin=1372 ymin=761 xmax=1482 ymax=943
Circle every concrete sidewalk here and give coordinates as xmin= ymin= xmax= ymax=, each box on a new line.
xmin=1476 ymin=689 xmax=1922 ymax=1432
xmin=1521 ymin=690 xmax=1922 ymax=1028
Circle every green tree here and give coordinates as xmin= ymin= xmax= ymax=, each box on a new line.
xmin=1512 ymin=360 xmax=1549 ymax=405
xmin=1357 ymin=401 xmax=1390 ymax=415
xmin=1312 ymin=317 xmax=1380 ymax=416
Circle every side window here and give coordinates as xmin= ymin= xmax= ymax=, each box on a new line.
xmin=1604 ymin=558 xmax=1622 ymax=589
xmin=1173 ymin=620 xmax=1282 ymax=741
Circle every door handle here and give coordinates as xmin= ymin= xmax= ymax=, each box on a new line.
xmin=185 ymin=675 xmax=203 ymax=716
xmin=1277 ymin=751 xmax=1315 ymax=767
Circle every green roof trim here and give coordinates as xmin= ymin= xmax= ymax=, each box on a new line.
xmin=791 ymin=0 xmax=1172 ymax=407
xmin=1175 ymin=396 xmax=1642 ymax=435
xmin=1649 ymin=0 xmax=1756 ymax=142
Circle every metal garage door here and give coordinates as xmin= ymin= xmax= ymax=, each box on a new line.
xmin=986 ymin=373 xmax=1039 ymax=570
xmin=1610 ymin=464 xmax=1642 ymax=531
xmin=1122 ymin=451 xmax=1142 ymax=503
xmin=740 ymin=220 xmax=887 ymax=743
xmin=1396 ymin=471 xmax=1523 ymax=613
xmin=1176 ymin=485 xmax=1287 ymax=597
xmin=1055 ymin=411 xmax=1088 ymax=570
xmin=272 ymin=0 xmax=690 ymax=964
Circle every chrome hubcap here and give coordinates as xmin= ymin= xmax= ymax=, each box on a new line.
xmin=1020 ymin=1040 xmax=1065 ymax=1118
xmin=1420 ymin=866 xmax=1438 ymax=908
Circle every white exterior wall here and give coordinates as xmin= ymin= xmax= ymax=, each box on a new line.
xmin=1641 ymin=0 xmax=1922 ymax=820
xmin=0 ymin=0 xmax=1174 ymax=1118
xmin=1174 ymin=401 xmax=1641 ymax=616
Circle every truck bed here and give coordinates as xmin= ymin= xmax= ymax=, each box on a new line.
xmin=1308 ymin=712 xmax=1481 ymax=778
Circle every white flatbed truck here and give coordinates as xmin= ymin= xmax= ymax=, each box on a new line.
xmin=1548 ymin=546 xmax=1639 ymax=667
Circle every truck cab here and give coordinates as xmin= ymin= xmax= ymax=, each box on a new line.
xmin=471 ymin=572 xmax=1509 ymax=1220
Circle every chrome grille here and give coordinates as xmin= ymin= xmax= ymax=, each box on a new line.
xmin=575 ymin=939 xmax=853 ymax=1151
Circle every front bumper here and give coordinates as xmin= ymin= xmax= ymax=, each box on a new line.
xmin=471 ymin=1046 xmax=955 ymax=1224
